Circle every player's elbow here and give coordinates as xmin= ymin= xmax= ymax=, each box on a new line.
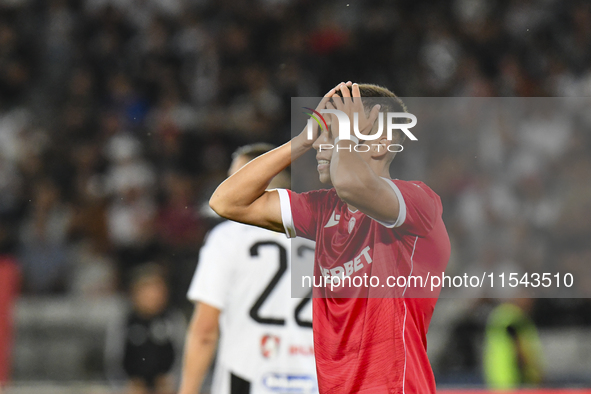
xmin=209 ymin=194 xmax=223 ymax=216
xmin=209 ymin=193 xmax=235 ymax=220
xmin=332 ymin=174 xmax=363 ymax=205
xmin=334 ymin=185 xmax=354 ymax=205
xmin=334 ymin=175 xmax=388 ymax=213
xmin=190 ymin=315 xmax=219 ymax=346
xmin=195 ymin=325 xmax=219 ymax=346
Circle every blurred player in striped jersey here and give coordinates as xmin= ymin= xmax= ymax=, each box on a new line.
xmin=179 ymin=144 xmax=318 ymax=394
xmin=209 ymin=83 xmax=450 ymax=393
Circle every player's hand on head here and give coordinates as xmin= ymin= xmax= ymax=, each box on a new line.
xmin=331 ymin=82 xmax=380 ymax=141
xmin=300 ymin=86 xmax=338 ymax=148
xmin=324 ymin=101 xmax=339 ymax=140
xmin=351 ymin=83 xmax=381 ymax=137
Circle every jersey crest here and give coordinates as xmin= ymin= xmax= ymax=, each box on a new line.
xmin=261 ymin=334 xmax=281 ymax=359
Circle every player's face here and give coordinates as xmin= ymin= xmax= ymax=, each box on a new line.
xmin=312 ymin=127 xmax=334 ymax=185
xmin=312 ymin=122 xmax=376 ymax=185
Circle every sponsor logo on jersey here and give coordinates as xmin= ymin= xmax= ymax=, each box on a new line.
xmin=261 ymin=334 xmax=280 ymax=358
xmin=262 ymin=373 xmax=316 ymax=393
xmin=289 ymin=344 xmax=314 ymax=356
xmin=319 ymin=245 xmax=372 ymax=278
xmin=324 ymin=210 xmax=340 ymax=228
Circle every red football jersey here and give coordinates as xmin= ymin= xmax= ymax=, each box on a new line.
xmin=277 ymin=179 xmax=451 ymax=393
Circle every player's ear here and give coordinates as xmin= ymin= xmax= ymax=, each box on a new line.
xmin=370 ymin=136 xmax=390 ymax=160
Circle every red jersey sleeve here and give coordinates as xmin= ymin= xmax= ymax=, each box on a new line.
xmin=276 ymin=188 xmax=330 ymax=241
xmin=387 ymin=179 xmax=441 ymax=237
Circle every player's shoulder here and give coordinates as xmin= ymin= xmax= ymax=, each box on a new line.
xmin=391 ymin=179 xmax=439 ymax=198
xmin=391 ymin=178 xmax=430 ymax=189
xmin=294 ymin=187 xmax=339 ymax=203
xmin=295 ymin=187 xmax=336 ymax=197
xmin=206 ymin=219 xmax=243 ymax=238
xmin=206 ymin=220 xmax=286 ymax=243
xmin=202 ymin=220 xmax=245 ymax=246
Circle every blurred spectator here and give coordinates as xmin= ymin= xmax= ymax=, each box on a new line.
xmin=0 ymin=242 xmax=20 ymax=383
xmin=483 ymin=299 xmax=544 ymax=389
xmin=69 ymin=237 xmax=117 ymax=296
xmin=0 ymin=19 xmax=31 ymax=105
xmin=104 ymin=133 xmax=158 ymax=284
xmin=105 ymin=263 xmax=185 ymax=394
xmin=18 ymin=179 xmax=72 ymax=293
xmin=0 ymin=159 xmax=22 ymax=384
xmin=156 ymin=172 xmax=203 ymax=252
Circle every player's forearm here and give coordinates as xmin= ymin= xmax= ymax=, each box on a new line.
xmin=178 ymin=327 xmax=218 ymax=394
xmin=209 ymin=136 xmax=309 ymax=220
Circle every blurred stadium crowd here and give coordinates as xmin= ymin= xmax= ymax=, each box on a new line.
xmin=1 ymin=0 xmax=591 ymax=387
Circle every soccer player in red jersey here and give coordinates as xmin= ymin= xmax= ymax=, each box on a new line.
xmin=210 ymin=82 xmax=451 ymax=394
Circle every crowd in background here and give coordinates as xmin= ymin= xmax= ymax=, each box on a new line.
xmin=1 ymin=0 xmax=591 ymax=385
